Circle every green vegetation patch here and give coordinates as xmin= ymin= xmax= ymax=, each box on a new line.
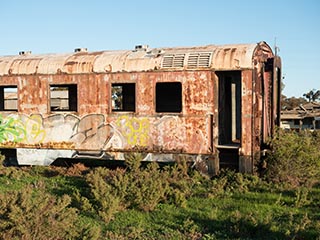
xmin=0 ymin=141 xmax=320 ymax=239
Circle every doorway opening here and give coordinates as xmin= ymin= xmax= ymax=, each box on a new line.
xmin=217 ymin=71 xmax=241 ymax=146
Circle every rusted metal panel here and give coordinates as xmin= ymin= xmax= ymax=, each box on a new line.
xmin=136 ymin=73 xmax=154 ymax=115
xmin=240 ymin=70 xmax=253 ymax=157
xmin=211 ymin=44 xmax=257 ymax=70
xmin=0 ymin=70 xmax=213 ymax=155
xmin=37 ymin=54 xmax=70 ymax=74
xmin=0 ymin=42 xmax=267 ymax=76
xmin=184 ymin=71 xmax=212 ymax=115
xmin=122 ymin=50 xmax=162 ymax=72
xmin=77 ymin=74 xmax=109 ymax=114
xmin=10 ymin=57 xmax=43 ymax=75
xmin=93 ymin=50 xmax=130 ymax=73
xmin=0 ymin=56 xmax=18 ymax=75
xmin=17 ymin=75 xmax=48 ymax=113
xmin=252 ymin=67 xmax=263 ymax=155
xmin=62 ymin=52 xmax=100 ymax=74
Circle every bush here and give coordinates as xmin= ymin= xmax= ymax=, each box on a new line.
xmin=126 ymin=162 xmax=168 ymax=211
xmin=85 ymin=154 xmax=170 ymax=222
xmin=265 ymin=129 xmax=320 ymax=186
xmin=85 ymin=167 xmax=125 ymax=223
xmin=85 ymin=153 xmax=214 ymax=222
xmin=0 ymin=184 xmax=81 ymax=240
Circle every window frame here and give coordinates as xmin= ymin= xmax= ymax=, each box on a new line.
xmin=49 ymin=84 xmax=78 ymax=112
xmin=155 ymin=82 xmax=182 ymax=113
xmin=0 ymin=85 xmax=18 ymax=111
xmin=111 ymin=83 xmax=136 ymax=112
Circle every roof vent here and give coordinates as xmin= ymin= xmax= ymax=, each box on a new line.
xmin=161 ymin=54 xmax=185 ymax=68
xmin=187 ymin=52 xmax=212 ymax=68
xmin=74 ymin=48 xmax=88 ymax=53
xmin=135 ymin=45 xmax=149 ymax=51
xmin=19 ymin=51 xmax=32 ymax=56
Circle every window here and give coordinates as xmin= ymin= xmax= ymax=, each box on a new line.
xmin=50 ymin=84 xmax=77 ymax=111
xmin=156 ymin=82 xmax=182 ymax=113
xmin=294 ymin=119 xmax=300 ymax=126
xmin=111 ymin=83 xmax=135 ymax=112
xmin=0 ymin=86 xmax=18 ymax=111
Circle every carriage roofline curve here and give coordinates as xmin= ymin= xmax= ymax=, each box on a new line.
xmin=0 ymin=41 xmax=274 ymax=76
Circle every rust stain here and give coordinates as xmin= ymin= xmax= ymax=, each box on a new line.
xmin=0 ymin=141 xmax=75 ymax=149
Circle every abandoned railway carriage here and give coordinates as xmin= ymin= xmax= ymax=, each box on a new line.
xmin=0 ymin=41 xmax=281 ymax=175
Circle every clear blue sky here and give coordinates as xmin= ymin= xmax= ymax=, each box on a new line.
xmin=0 ymin=0 xmax=319 ymax=98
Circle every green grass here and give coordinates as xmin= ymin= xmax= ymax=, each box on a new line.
xmin=0 ymin=162 xmax=319 ymax=240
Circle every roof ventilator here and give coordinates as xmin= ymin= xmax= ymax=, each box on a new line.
xmin=74 ymin=48 xmax=88 ymax=53
xmin=134 ymin=45 xmax=149 ymax=52
xmin=187 ymin=52 xmax=212 ymax=68
xmin=19 ymin=51 xmax=32 ymax=56
xmin=161 ymin=54 xmax=185 ymax=68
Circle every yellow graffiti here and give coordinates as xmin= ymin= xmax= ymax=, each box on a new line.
xmin=116 ymin=116 xmax=149 ymax=146
xmin=24 ymin=115 xmax=46 ymax=143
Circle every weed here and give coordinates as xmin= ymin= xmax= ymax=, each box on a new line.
xmin=294 ymin=187 xmax=310 ymax=207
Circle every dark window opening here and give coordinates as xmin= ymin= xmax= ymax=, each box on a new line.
xmin=0 ymin=86 xmax=18 ymax=111
xmin=156 ymin=82 xmax=182 ymax=113
xmin=294 ymin=119 xmax=300 ymax=126
xmin=50 ymin=84 xmax=77 ymax=111
xmin=112 ymin=83 xmax=135 ymax=112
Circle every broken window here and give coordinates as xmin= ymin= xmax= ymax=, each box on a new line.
xmin=111 ymin=83 xmax=135 ymax=112
xmin=0 ymin=86 xmax=18 ymax=111
xmin=50 ymin=84 xmax=77 ymax=111
xmin=156 ymin=82 xmax=182 ymax=113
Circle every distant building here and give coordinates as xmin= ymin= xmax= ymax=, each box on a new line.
xmin=281 ymin=102 xmax=320 ymax=130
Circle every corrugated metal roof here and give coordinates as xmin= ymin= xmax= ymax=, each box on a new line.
xmin=281 ymin=102 xmax=320 ymax=120
xmin=0 ymin=42 xmax=273 ymax=76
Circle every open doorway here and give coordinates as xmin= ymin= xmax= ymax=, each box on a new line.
xmin=217 ymin=71 xmax=241 ymax=146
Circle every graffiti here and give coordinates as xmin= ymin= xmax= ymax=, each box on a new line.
xmin=0 ymin=114 xmax=47 ymax=144
xmin=24 ymin=115 xmax=46 ymax=143
xmin=0 ymin=113 xmax=206 ymax=153
xmin=116 ymin=115 xmax=150 ymax=146
xmin=0 ymin=115 xmax=26 ymax=143
xmin=0 ymin=112 xmax=210 ymax=167
xmin=70 ymin=114 xmax=113 ymax=149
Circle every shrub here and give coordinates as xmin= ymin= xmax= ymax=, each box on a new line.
xmin=163 ymin=157 xmax=199 ymax=207
xmin=126 ymin=162 xmax=168 ymax=211
xmin=86 ymin=154 xmax=200 ymax=222
xmin=85 ymin=167 xmax=125 ymax=223
xmin=265 ymin=129 xmax=320 ymax=187
xmin=85 ymin=158 xmax=163 ymax=222
xmin=0 ymin=184 xmax=81 ymax=240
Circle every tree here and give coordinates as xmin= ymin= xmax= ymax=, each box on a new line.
xmin=303 ymin=89 xmax=320 ymax=102
xmin=282 ymin=96 xmax=307 ymax=110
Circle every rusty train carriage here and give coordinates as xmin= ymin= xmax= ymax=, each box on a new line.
xmin=0 ymin=42 xmax=281 ymax=174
